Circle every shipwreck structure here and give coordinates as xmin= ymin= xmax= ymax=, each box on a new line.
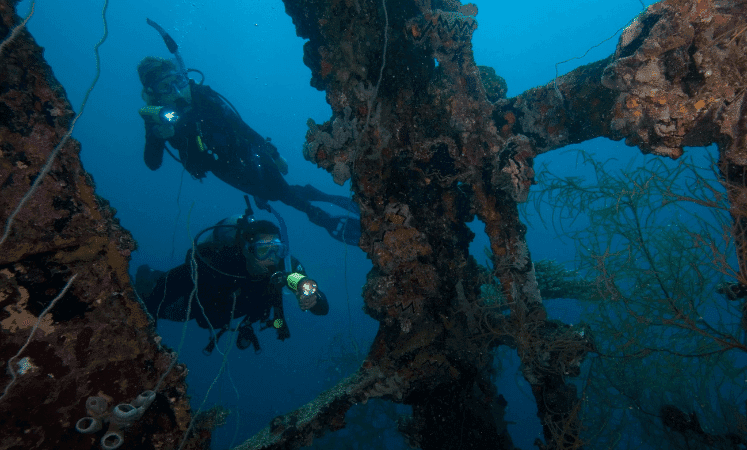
xmin=2 ymin=0 xmax=747 ymax=448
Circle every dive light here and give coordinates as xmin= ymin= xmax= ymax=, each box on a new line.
xmin=139 ymin=106 xmax=180 ymax=124
xmin=285 ymin=272 xmax=317 ymax=297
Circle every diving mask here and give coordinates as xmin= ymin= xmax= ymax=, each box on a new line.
xmin=249 ymin=238 xmax=288 ymax=261
xmin=151 ymin=72 xmax=189 ymax=95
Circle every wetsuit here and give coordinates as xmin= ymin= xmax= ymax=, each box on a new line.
xmin=135 ymin=242 xmax=328 ymax=353
xmin=141 ymin=82 xmax=361 ymax=246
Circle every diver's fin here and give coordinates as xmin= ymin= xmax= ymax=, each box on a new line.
xmin=236 ymin=320 xmax=261 ymax=353
xmin=306 ymin=206 xmax=361 ymax=247
xmin=202 ymin=327 xmax=229 ymax=355
xmin=293 ymin=184 xmax=359 ymax=214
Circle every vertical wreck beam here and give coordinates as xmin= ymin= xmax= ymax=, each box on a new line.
xmin=8 ymin=0 xmax=747 ymax=448
xmin=244 ymin=0 xmax=747 ymax=448
xmin=243 ymin=0 xmax=589 ymax=449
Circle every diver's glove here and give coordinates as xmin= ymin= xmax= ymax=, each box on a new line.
xmin=151 ymin=123 xmax=175 ymax=139
xmin=140 ymin=106 xmax=177 ymax=139
xmin=261 ymin=317 xmax=290 ymax=341
xmin=277 ymin=324 xmax=290 ymax=341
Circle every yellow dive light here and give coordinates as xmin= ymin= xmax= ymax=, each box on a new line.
xmin=285 ymin=272 xmax=317 ymax=297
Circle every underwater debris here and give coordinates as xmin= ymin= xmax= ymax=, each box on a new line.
xmin=4 ymin=0 xmax=747 ymax=448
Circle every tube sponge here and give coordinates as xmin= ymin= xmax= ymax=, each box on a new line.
xmin=76 ymin=396 xmax=108 ymax=434
xmin=75 ymin=416 xmax=103 ymax=434
xmin=111 ymin=403 xmax=142 ymax=427
xmin=100 ymin=431 xmax=124 ymax=450
xmin=76 ymin=390 xmax=155 ymax=449
xmin=86 ymin=396 xmax=109 ymax=416
xmin=132 ymin=390 xmax=155 ymax=409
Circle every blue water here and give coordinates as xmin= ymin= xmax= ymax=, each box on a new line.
xmin=17 ymin=0 xmax=665 ymax=448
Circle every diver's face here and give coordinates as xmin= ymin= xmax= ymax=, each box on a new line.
xmin=244 ymin=233 xmax=283 ymax=272
xmin=149 ymin=71 xmax=191 ymax=106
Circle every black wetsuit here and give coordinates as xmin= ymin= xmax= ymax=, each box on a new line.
xmin=141 ymin=82 xmax=361 ymax=245
xmin=136 ymin=242 xmax=328 ymax=353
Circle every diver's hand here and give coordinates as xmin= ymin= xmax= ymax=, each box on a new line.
xmin=277 ymin=325 xmax=290 ymax=341
xmin=151 ymin=123 xmax=175 ymax=139
xmin=297 ymin=292 xmax=317 ymax=311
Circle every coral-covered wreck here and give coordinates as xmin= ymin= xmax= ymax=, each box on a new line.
xmin=2 ymin=0 xmax=747 ymax=448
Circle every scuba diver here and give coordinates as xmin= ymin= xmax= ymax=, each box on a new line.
xmin=137 ymin=19 xmax=360 ymax=246
xmin=135 ymin=196 xmax=329 ymax=354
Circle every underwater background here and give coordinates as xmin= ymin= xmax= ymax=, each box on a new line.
xmin=21 ymin=0 xmax=746 ymax=449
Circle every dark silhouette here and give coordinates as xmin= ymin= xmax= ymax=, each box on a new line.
xmin=135 ymin=218 xmax=329 ymax=354
xmin=137 ymin=56 xmax=360 ymax=246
